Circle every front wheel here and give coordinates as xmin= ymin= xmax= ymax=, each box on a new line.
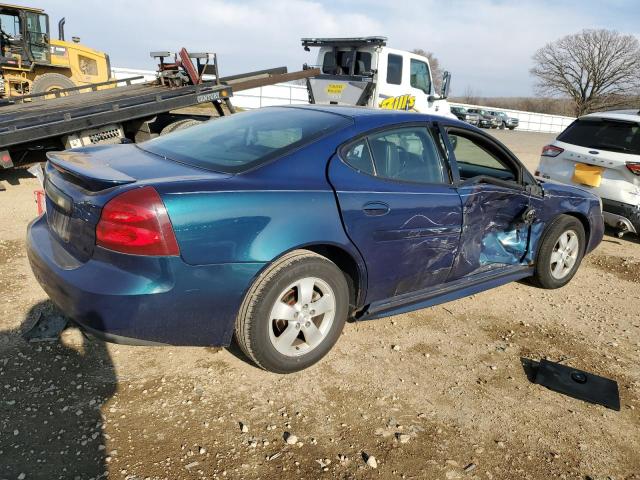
xmin=532 ymin=215 xmax=586 ymax=289
xmin=235 ymin=250 xmax=349 ymax=373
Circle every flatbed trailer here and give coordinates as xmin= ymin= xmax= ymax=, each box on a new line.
xmin=0 ymin=50 xmax=319 ymax=180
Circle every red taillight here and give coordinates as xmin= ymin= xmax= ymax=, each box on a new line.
xmin=626 ymin=162 xmax=640 ymax=176
xmin=541 ymin=145 xmax=564 ymax=157
xmin=96 ymin=186 xmax=179 ymax=256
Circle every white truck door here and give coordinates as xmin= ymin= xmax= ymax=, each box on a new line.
xmin=407 ymin=54 xmax=435 ymax=113
xmin=375 ymin=50 xmax=418 ymax=111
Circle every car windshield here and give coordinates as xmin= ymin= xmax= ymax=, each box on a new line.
xmin=558 ymin=118 xmax=640 ymax=155
xmin=140 ymin=108 xmax=351 ymax=173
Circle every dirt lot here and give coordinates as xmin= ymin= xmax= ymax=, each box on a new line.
xmin=1 ymin=130 xmax=639 ymax=480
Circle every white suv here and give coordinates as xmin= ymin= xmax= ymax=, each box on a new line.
xmin=536 ymin=110 xmax=640 ymax=237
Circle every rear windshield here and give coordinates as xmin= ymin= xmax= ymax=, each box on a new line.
xmin=558 ymin=118 xmax=640 ymax=155
xmin=140 ymin=108 xmax=351 ymax=173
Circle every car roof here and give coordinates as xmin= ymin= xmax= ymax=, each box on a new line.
xmin=580 ymin=110 xmax=640 ymax=123
xmin=279 ymin=104 xmax=452 ymax=124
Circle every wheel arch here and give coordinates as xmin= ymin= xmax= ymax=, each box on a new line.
xmin=563 ymin=211 xmax=591 ymax=249
xmin=533 ymin=211 xmax=591 ymax=263
xmin=302 ymin=243 xmax=367 ymax=312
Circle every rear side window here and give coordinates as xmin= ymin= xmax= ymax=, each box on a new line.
xmin=558 ymin=118 xmax=640 ymax=155
xmin=343 ymin=139 xmax=375 ymax=175
xmin=386 ymin=54 xmax=403 ymax=85
xmin=141 ymin=108 xmax=351 ymax=174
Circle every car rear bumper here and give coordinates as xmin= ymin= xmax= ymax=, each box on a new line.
xmin=27 ymin=215 xmax=265 ymax=346
xmin=602 ymin=198 xmax=640 ymax=234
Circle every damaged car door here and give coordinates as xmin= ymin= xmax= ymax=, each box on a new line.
xmin=328 ymin=124 xmax=462 ymax=303
xmin=444 ymin=127 xmax=533 ymax=279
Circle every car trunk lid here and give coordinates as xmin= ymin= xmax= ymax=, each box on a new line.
xmin=43 ymin=144 xmax=228 ymax=262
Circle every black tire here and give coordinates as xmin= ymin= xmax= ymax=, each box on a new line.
xmin=235 ymin=250 xmax=349 ymax=373
xmin=160 ymin=119 xmax=202 ymax=135
xmin=31 ymin=73 xmax=76 ymax=99
xmin=499 ymin=122 xmax=506 ymax=130
xmin=508 ymin=126 xmax=516 ymax=130
xmin=532 ymin=215 xmax=586 ymax=289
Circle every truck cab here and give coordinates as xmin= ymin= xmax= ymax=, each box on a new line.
xmin=302 ymin=37 xmax=453 ymax=118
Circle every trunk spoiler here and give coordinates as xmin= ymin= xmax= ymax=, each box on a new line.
xmin=46 ymin=150 xmax=136 ymax=191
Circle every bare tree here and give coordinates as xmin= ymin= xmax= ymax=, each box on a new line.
xmin=459 ymin=86 xmax=481 ymax=105
xmin=531 ymin=29 xmax=640 ymax=116
xmin=412 ymin=49 xmax=443 ymax=92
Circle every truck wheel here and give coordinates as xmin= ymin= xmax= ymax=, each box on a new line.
xmin=160 ymin=119 xmax=202 ymax=135
xmin=31 ymin=73 xmax=77 ymax=99
xmin=235 ymin=250 xmax=349 ymax=373
xmin=499 ymin=122 xmax=506 ymax=130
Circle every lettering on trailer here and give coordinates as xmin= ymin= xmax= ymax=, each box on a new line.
xmin=196 ymin=92 xmax=221 ymax=103
xmin=379 ymin=94 xmax=415 ymax=111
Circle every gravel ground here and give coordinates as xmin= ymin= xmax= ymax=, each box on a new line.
xmin=0 ymin=130 xmax=639 ymax=480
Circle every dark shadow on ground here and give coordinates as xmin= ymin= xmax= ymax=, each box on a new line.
xmin=0 ymin=301 xmax=116 ymax=479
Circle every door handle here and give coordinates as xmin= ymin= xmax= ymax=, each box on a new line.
xmin=362 ymin=201 xmax=390 ymax=216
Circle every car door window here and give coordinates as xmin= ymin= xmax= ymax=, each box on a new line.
xmin=368 ymin=127 xmax=446 ymax=184
xmin=448 ymin=132 xmax=518 ymax=182
xmin=410 ymin=59 xmax=431 ymax=94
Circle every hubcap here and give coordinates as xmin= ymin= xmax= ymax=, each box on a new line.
xmin=550 ymin=230 xmax=579 ymax=280
xmin=268 ymin=277 xmax=336 ymax=357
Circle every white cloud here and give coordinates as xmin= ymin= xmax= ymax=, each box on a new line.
xmin=35 ymin=0 xmax=633 ymax=96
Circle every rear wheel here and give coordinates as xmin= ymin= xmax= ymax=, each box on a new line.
xmin=532 ymin=215 xmax=586 ymax=289
xmin=499 ymin=122 xmax=506 ymax=130
xmin=31 ymin=73 xmax=76 ymax=100
xmin=235 ymin=250 xmax=349 ymax=373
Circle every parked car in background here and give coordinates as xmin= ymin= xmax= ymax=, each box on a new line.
xmin=28 ymin=105 xmax=603 ymax=373
xmin=468 ymin=108 xmax=500 ymax=129
xmin=489 ymin=110 xmax=519 ymax=130
xmin=536 ymin=110 xmax=640 ymax=237
xmin=450 ymin=106 xmax=480 ymax=126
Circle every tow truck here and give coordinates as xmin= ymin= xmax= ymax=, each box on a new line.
xmin=0 ymin=48 xmax=319 ymax=187
xmin=301 ymin=37 xmax=454 ymax=117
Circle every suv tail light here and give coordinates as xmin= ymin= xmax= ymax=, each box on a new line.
xmin=96 ymin=186 xmax=179 ymax=256
xmin=541 ymin=145 xmax=564 ymax=157
xmin=625 ymin=162 xmax=640 ymax=176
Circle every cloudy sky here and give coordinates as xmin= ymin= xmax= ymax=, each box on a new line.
xmin=34 ymin=0 xmax=640 ymax=97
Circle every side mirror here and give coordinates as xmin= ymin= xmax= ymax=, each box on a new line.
xmin=440 ymin=71 xmax=451 ymax=99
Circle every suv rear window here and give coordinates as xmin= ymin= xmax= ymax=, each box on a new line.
xmin=558 ymin=118 xmax=640 ymax=155
xmin=140 ymin=108 xmax=351 ymax=174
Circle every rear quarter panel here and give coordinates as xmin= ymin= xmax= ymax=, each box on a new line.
xmin=159 ymin=138 xmax=364 ymax=267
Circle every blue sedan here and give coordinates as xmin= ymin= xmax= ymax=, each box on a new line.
xmin=27 ymin=106 xmax=604 ymax=373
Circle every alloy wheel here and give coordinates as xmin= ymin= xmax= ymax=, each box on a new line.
xmin=268 ymin=277 xmax=336 ymax=357
xmin=549 ymin=230 xmax=580 ymax=279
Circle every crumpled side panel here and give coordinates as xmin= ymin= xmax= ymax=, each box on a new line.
xmin=449 ymin=185 xmax=531 ymax=280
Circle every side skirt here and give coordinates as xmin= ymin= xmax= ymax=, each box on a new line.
xmin=357 ymin=265 xmax=534 ymax=320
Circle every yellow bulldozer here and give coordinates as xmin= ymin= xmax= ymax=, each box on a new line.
xmin=0 ymin=3 xmax=111 ymax=98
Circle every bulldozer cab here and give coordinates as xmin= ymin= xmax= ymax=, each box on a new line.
xmin=0 ymin=4 xmax=50 ymax=66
